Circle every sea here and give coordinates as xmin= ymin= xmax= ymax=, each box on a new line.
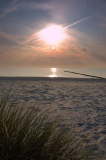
xmin=0 ymin=77 xmax=106 ymax=158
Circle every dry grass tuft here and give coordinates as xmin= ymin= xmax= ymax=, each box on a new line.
xmin=0 ymin=92 xmax=94 ymax=160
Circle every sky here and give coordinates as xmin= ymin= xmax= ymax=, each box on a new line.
xmin=0 ymin=0 xmax=106 ymax=77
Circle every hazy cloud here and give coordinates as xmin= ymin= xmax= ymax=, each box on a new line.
xmin=0 ymin=7 xmax=17 ymax=18
xmin=0 ymin=42 xmax=106 ymax=68
xmin=0 ymin=0 xmax=106 ymax=69
xmin=0 ymin=31 xmax=23 ymax=45
xmin=0 ymin=1 xmax=52 ymax=19
xmin=11 ymin=0 xmax=19 ymax=5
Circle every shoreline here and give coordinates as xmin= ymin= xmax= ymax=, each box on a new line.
xmin=0 ymin=76 xmax=106 ymax=81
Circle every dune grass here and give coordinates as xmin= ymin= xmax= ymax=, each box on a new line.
xmin=0 ymin=92 xmax=94 ymax=160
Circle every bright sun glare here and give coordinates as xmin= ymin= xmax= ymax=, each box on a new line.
xmin=39 ymin=25 xmax=65 ymax=45
xmin=49 ymin=68 xmax=57 ymax=77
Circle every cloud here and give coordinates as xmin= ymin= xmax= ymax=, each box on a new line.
xmin=0 ymin=29 xmax=38 ymax=47
xmin=0 ymin=1 xmax=52 ymax=19
xmin=0 ymin=31 xmax=23 ymax=45
xmin=11 ymin=0 xmax=19 ymax=6
xmin=0 ymin=0 xmax=19 ymax=18
xmin=0 ymin=0 xmax=106 ymax=69
xmin=0 ymin=7 xmax=17 ymax=19
xmin=0 ymin=41 xmax=106 ymax=68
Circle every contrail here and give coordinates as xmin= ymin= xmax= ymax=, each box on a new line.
xmin=29 ymin=37 xmax=44 ymax=44
xmin=64 ymin=71 xmax=106 ymax=79
xmin=31 ymin=16 xmax=93 ymax=44
xmin=62 ymin=16 xmax=92 ymax=30
xmin=35 ymin=37 xmax=43 ymax=42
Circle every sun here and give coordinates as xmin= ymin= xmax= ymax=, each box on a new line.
xmin=39 ymin=25 xmax=65 ymax=45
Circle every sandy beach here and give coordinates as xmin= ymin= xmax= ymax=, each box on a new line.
xmin=0 ymin=77 xmax=106 ymax=158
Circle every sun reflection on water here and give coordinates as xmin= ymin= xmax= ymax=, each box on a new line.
xmin=49 ymin=68 xmax=57 ymax=77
